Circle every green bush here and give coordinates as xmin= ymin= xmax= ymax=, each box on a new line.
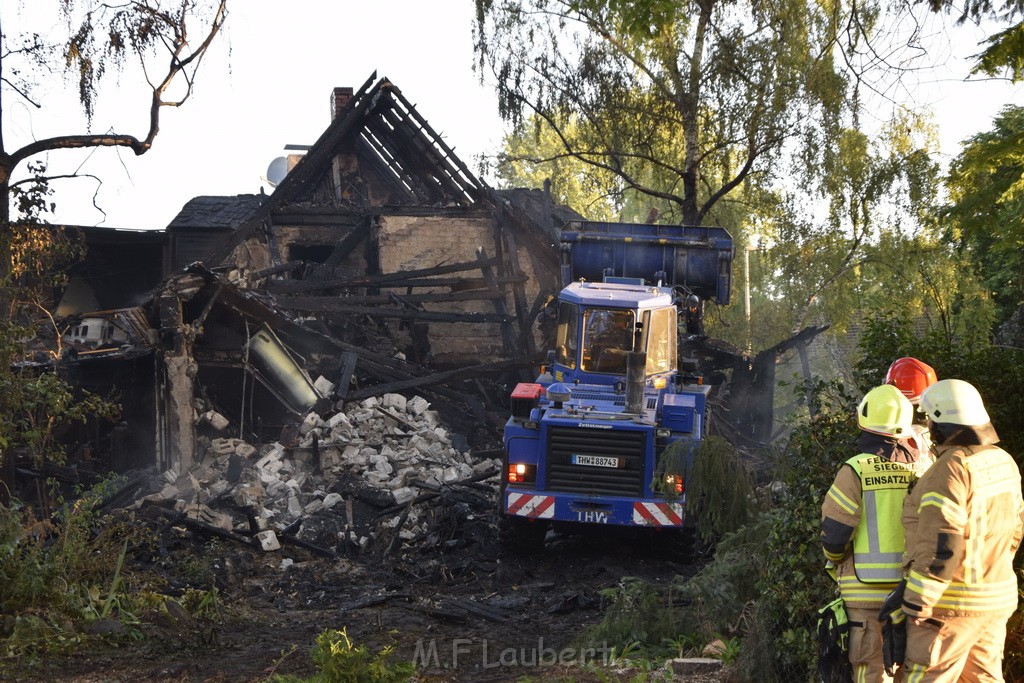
xmin=271 ymin=628 xmax=415 ymax=683
xmin=684 ymin=436 xmax=757 ymax=545
xmin=0 ymin=482 xmax=156 ymax=663
xmin=732 ymin=379 xmax=858 ymax=682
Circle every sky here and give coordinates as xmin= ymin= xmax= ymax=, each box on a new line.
xmin=4 ymin=0 xmax=1024 ymax=231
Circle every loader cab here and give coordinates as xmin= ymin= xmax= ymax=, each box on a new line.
xmin=551 ymin=281 xmax=677 ymax=386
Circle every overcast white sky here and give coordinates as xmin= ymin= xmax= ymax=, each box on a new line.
xmin=4 ymin=0 xmax=1023 ymax=230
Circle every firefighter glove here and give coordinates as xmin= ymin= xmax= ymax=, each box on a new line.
xmin=878 ymin=580 xmax=907 ymax=676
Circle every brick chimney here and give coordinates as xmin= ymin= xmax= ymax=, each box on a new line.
xmin=331 ymin=86 xmax=354 ymax=120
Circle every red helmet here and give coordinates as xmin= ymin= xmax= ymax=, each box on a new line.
xmin=885 ymin=357 xmax=938 ymax=405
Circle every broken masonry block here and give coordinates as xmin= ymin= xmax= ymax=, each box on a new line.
xmin=234 ymin=442 xmax=257 ymax=458
xmin=322 ymin=492 xmax=343 ymax=509
xmin=304 ymin=500 xmax=324 ymax=515
xmin=471 ymin=461 xmax=493 ymax=475
xmin=266 ymin=480 xmax=289 ymax=500
xmin=319 ymin=446 xmax=342 ymax=469
xmin=255 ymin=450 xmax=282 ymax=470
xmin=667 ymin=659 xmax=724 ymax=676
xmin=256 ymin=530 xmax=281 ymax=551
xmin=407 ymin=395 xmax=430 ymax=416
xmin=209 ymin=438 xmax=236 ymax=455
xmin=203 ymin=411 xmax=231 ymax=431
xmin=313 ymin=375 xmax=336 ymax=398
xmin=280 ymin=558 xmax=294 ymax=570
xmin=408 ymin=434 xmax=432 ymax=456
xmin=370 ymin=455 xmax=394 ymax=476
xmin=360 ymin=396 xmax=379 ymax=409
xmin=258 ymin=469 xmax=280 ymax=486
xmin=298 ymin=412 xmax=321 ymax=436
xmin=392 ymin=487 xmax=416 ymax=505
xmin=398 ymin=528 xmax=415 ymax=541
xmin=287 ymin=496 xmax=303 ymax=516
xmin=420 ymin=410 xmax=441 ymax=427
xmin=326 ymin=411 xmax=352 ymax=429
xmin=384 ymin=515 xmax=402 ymax=529
xmin=381 ymin=393 xmax=407 ymax=411
xmin=162 ymin=468 xmax=179 ymax=484
xmin=442 ymin=466 xmax=461 ymax=483
xmin=260 ymin=459 xmax=284 ymax=475
xmin=358 ymin=536 xmax=370 ymax=549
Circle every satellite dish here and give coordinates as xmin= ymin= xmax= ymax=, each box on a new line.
xmin=265 ymin=156 xmax=289 ymax=187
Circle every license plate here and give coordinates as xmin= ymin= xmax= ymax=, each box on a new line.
xmin=572 ymin=454 xmax=620 ymax=468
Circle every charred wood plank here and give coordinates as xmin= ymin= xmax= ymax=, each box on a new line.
xmin=143 ymin=505 xmax=257 ymax=549
xmin=279 ymin=289 xmax=505 ymax=307
xmin=450 ymin=598 xmax=510 ymax=623
xmin=346 ymin=355 xmax=542 ymax=401
xmin=335 ymin=352 xmax=359 ymax=399
xmin=280 ymin=532 xmax=339 ymax=559
xmin=476 ymin=247 xmax=517 ymax=357
xmin=323 ymin=221 xmax=371 ymax=267
xmin=274 ymin=301 xmax=513 ymax=323
xmin=398 ymin=600 xmax=468 ymax=623
xmin=253 ymin=261 xmax=305 ymax=278
xmin=338 ymin=593 xmax=402 ymax=613
xmin=499 ymin=226 xmax=537 ymax=358
xmin=265 ymin=256 xmax=502 ymax=294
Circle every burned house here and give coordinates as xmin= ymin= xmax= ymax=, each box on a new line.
xmin=9 ymin=74 xmax=570 ymax=494
xmin=203 ymin=74 xmax=564 ymax=368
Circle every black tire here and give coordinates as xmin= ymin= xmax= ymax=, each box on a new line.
xmin=498 ymin=515 xmax=549 ymax=553
xmin=655 ymin=525 xmax=698 ymax=563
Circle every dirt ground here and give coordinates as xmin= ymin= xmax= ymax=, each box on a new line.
xmin=5 ymin=529 xmax=723 ymax=683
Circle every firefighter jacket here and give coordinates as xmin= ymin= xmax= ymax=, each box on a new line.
xmin=821 ymin=435 xmax=921 ymax=608
xmin=902 ymin=442 xmax=1024 ymax=619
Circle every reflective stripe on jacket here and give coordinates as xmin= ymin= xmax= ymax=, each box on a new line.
xmin=902 ymin=443 xmax=1024 ymax=618
xmin=821 ymin=452 xmax=916 ymax=607
xmin=847 ymin=454 xmax=915 ymax=582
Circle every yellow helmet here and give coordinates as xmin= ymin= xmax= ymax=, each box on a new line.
xmin=919 ymin=379 xmax=990 ymax=427
xmin=858 ymin=384 xmax=915 ymax=438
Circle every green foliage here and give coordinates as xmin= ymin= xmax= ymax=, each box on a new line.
xmin=684 ymin=436 xmax=756 ymax=544
xmin=0 ymin=483 xmax=159 ymax=662
xmin=734 ymin=380 xmax=859 ymax=682
xmin=944 ymin=105 xmax=1024 ymax=322
xmin=270 ymin=628 xmax=415 ymax=683
xmin=853 ymin=315 xmax=1024 ymax=457
xmin=580 ymin=521 xmax=767 ymax=662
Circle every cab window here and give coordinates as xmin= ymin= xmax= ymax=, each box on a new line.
xmin=581 ymin=308 xmax=634 ymax=374
xmin=643 ymin=308 xmax=676 ymax=375
xmin=555 ymin=302 xmax=579 ymax=369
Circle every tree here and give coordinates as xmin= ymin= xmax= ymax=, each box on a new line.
xmin=0 ymin=1 xmax=228 ymax=502
xmin=0 ymin=0 xmax=228 ymax=224
xmin=473 ymin=0 xmax=922 ymax=227
xmin=944 ymin=105 xmax=1024 ymax=323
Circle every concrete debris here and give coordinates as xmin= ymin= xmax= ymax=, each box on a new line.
xmin=132 ymin=393 xmax=501 ymax=562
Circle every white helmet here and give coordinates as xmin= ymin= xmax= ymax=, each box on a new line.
xmin=918 ymin=379 xmax=991 ymax=427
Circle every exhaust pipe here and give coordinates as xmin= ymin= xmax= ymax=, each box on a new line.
xmin=625 ymin=351 xmax=647 ymax=414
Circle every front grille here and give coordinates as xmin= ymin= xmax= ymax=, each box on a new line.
xmin=546 ymin=426 xmax=646 ymax=496
xmin=569 ymin=392 xmax=658 ymax=409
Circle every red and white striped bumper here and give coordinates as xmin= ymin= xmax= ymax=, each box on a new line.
xmin=632 ymin=501 xmax=684 ymax=526
xmin=506 ymin=492 xmax=556 ymax=519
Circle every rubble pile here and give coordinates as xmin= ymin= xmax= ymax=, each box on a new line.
xmin=136 ymin=392 xmax=502 ymax=558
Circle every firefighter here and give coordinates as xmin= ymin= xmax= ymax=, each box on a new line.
xmin=897 ymin=379 xmax=1024 ymax=682
xmin=885 ymin=357 xmax=938 ymax=470
xmin=821 ymin=384 xmax=922 ymax=683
